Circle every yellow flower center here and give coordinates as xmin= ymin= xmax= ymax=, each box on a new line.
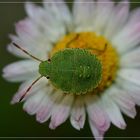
xmin=51 ymin=32 xmax=119 ymax=94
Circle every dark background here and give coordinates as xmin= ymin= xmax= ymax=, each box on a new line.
xmin=0 ymin=0 xmax=140 ymax=139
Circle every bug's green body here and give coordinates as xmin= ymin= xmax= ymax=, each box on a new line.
xmin=39 ymin=48 xmax=102 ymax=94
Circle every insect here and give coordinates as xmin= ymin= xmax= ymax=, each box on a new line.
xmin=12 ymin=38 xmax=106 ymax=101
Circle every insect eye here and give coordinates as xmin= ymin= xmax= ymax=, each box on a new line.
xmin=47 ymin=76 xmax=50 ymax=79
xmin=48 ymin=59 xmax=51 ymax=62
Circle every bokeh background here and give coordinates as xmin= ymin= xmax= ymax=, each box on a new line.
xmin=0 ymin=0 xmax=140 ymax=139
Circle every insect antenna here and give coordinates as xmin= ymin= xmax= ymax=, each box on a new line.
xmin=19 ymin=76 xmax=43 ymax=102
xmin=12 ymin=42 xmax=43 ymax=62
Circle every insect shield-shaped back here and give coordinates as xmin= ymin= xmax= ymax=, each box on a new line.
xmin=39 ymin=48 xmax=102 ymax=95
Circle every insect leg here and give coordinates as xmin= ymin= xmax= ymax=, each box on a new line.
xmin=86 ymin=43 xmax=108 ymax=54
xmin=102 ymin=43 xmax=108 ymax=52
xmin=66 ymin=33 xmax=80 ymax=48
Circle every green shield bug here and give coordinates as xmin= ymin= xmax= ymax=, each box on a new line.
xmin=12 ymin=42 xmax=103 ymax=101
xmin=39 ymin=48 xmax=102 ymax=94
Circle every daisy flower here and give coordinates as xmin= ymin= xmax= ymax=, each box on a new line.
xmin=3 ymin=0 xmax=140 ymax=139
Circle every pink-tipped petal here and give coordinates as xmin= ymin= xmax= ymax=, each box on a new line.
xmin=70 ymin=97 xmax=85 ymax=130
xmin=15 ymin=18 xmax=41 ymax=39
xmin=86 ymin=96 xmax=110 ymax=132
xmin=36 ymin=103 xmax=52 ymax=123
xmin=49 ymin=94 xmax=74 ymax=129
xmin=23 ymin=91 xmax=46 ymax=115
xmin=15 ymin=18 xmax=53 ymax=53
xmin=89 ymin=120 xmax=104 ymax=140
xmin=36 ymin=90 xmax=63 ymax=123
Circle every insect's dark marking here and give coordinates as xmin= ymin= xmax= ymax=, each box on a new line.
xmin=47 ymin=76 xmax=50 ymax=79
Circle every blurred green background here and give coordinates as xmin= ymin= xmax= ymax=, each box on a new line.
xmin=0 ymin=0 xmax=140 ymax=139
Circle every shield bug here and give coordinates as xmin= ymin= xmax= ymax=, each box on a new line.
xmin=12 ymin=41 xmax=105 ymax=101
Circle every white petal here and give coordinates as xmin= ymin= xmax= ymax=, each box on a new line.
xmin=121 ymin=47 xmax=140 ymax=68
xmin=89 ymin=120 xmax=104 ymax=140
xmin=11 ymin=77 xmax=48 ymax=104
xmin=86 ymin=95 xmax=110 ymax=132
xmin=101 ymin=90 xmax=126 ymax=129
xmin=118 ymin=68 xmax=140 ymax=86
xmin=49 ymin=94 xmax=74 ymax=129
xmin=9 ymin=35 xmax=38 ymax=58
xmin=15 ymin=19 xmax=53 ymax=55
xmin=104 ymin=0 xmax=129 ymax=40
xmin=8 ymin=35 xmax=52 ymax=60
xmin=119 ymin=104 xmax=136 ymax=119
xmin=36 ymin=90 xmax=63 ymax=123
xmin=43 ymin=0 xmax=73 ymax=31
xmin=25 ymin=2 xmax=65 ymax=43
xmin=107 ymin=85 xmax=135 ymax=110
xmin=93 ymin=0 xmax=114 ymax=34
xmin=125 ymin=7 xmax=140 ymax=29
xmin=7 ymin=44 xmax=27 ymax=58
xmin=112 ymin=15 xmax=140 ymax=53
xmin=15 ymin=18 xmax=42 ymax=40
xmin=36 ymin=97 xmax=51 ymax=123
xmin=3 ymin=60 xmax=39 ymax=82
xmin=107 ymin=85 xmax=136 ymax=118
xmin=73 ymin=0 xmax=95 ymax=32
xmin=70 ymin=97 xmax=85 ymax=130
xmin=113 ymin=24 xmax=140 ymax=54
xmin=116 ymin=77 xmax=140 ymax=106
